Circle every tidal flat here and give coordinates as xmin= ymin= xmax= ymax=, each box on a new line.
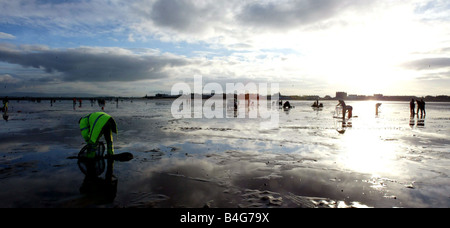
xmin=0 ymin=99 xmax=449 ymax=208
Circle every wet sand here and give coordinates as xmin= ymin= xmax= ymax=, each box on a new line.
xmin=0 ymin=99 xmax=449 ymax=208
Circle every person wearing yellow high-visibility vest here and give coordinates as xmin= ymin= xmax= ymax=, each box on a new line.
xmin=79 ymin=112 xmax=118 ymax=159
xmin=2 ymin=97 xmax=8 ymax=112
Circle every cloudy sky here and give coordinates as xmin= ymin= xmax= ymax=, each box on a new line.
xmin=0 ymin=0 xmax=449 ymax=97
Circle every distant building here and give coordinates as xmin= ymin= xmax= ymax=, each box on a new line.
xmin=374 ymin=94 xmax=384 ymax=100
xmin=155 ymin=93 xmax=181 ymax=98
xmin=348 ymin=94 xmax=358 ymax=100
xmin=336 ymin=92 xmax=347 ymax=99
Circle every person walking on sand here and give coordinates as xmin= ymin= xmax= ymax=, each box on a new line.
xmin=79 ymin=112 xmax=118 ymax=159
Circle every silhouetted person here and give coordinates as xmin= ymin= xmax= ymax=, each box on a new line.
xmin=337 ymin=100 xmax=352 ymax=120
xmin=283 ymin=101 xmax=292 ymax=109
xmin=78 ymin=153 xmax=117 ymax=205
xmin=98 ymin=99 xmax=106 ymax=111
xmin=410 ymin=99 xmax=415 ymax=116
xmin=376 ymin=103 xmax=382 ymax=116
xmin=2 ymin=96 xmax=8 ymax=112
xmin=420 ymin=99 xmax=426 ymax=117
xmin=416 ymin=99 xmax=420 ymax=115
xmin=416 ymin=99 xmax=426 ymax=117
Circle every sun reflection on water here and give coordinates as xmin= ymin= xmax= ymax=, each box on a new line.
xmin=338 ymin=119 xmax=401 ymax=177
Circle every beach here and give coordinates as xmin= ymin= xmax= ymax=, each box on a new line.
xmin=0 ymin=99 xmax=449 ymax=208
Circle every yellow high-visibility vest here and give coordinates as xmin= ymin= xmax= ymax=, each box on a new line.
xmin=79 ymin=112 xmax=117 ymax=144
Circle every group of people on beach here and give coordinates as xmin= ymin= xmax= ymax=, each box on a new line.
xmin=71 ymin=98 xmax=108 ymax=111
xmin=410 ymin=99 xmax=426 ymax=117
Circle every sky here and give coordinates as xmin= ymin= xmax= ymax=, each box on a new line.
xmin=0 ymin=0 xmax=450 ymax=97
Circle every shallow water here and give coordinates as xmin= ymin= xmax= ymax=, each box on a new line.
xmin=0 ymin=99 xmax=449 ymax=208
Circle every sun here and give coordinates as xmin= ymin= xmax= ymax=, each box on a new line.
xmin=290 ymin=4 xmax=437 ymax=96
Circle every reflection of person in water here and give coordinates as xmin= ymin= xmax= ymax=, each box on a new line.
xmin=72 ymin=140 xmax=132 ymax=206
xmin=79 ymin=112 xmax=118 ymax=159
xmin=409 ymin=116 xmax=425 ymax=128
xmin=78 ymin=150 xmax=117 ymax=204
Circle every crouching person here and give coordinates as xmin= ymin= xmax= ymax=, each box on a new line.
xmin=79 ymin=112 xmax=118 ymax=159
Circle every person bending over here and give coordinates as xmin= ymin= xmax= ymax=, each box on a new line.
xmin=79 ymin=112 xmax=118 ymax=159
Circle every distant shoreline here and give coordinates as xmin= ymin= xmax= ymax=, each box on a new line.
xmin=2 ymin=94 xmax=450 ymax=102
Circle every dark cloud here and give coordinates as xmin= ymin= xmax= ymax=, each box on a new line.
xmin=142 ymin=0 xmax=376 ymax=34
xmin=141 ymin=0 xmax=236 ymax=35
xmin=149 ymin=0 xmax=204 ymax=32
xmin=236 ymin=0 xmax=373 ymax=30
xmin=1 ymin=0 xmax=378 ymax=43
xmin=402 ymin=58 xmax=450 ymax=70
xmin=0 ymin=45 xmax=191 ymax=82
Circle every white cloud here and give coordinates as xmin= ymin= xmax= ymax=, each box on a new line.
xmin=0 ymin=0 xmax=131 ymax=36
xmin=0 ymin=32 xmax=15 ymax=40
xmin=0 ymin=74 xmax=20 ymax=83
xmin=128 ymin=33 xmax=136 ymax=42
xmin=0 ymin=0 xmax=443 ymax=50
xmin=1 ymin=0 xmax=450 ymax=96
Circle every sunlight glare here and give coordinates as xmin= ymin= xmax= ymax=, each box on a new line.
xmin=339 ymin=126 xmax=400 ymax=176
